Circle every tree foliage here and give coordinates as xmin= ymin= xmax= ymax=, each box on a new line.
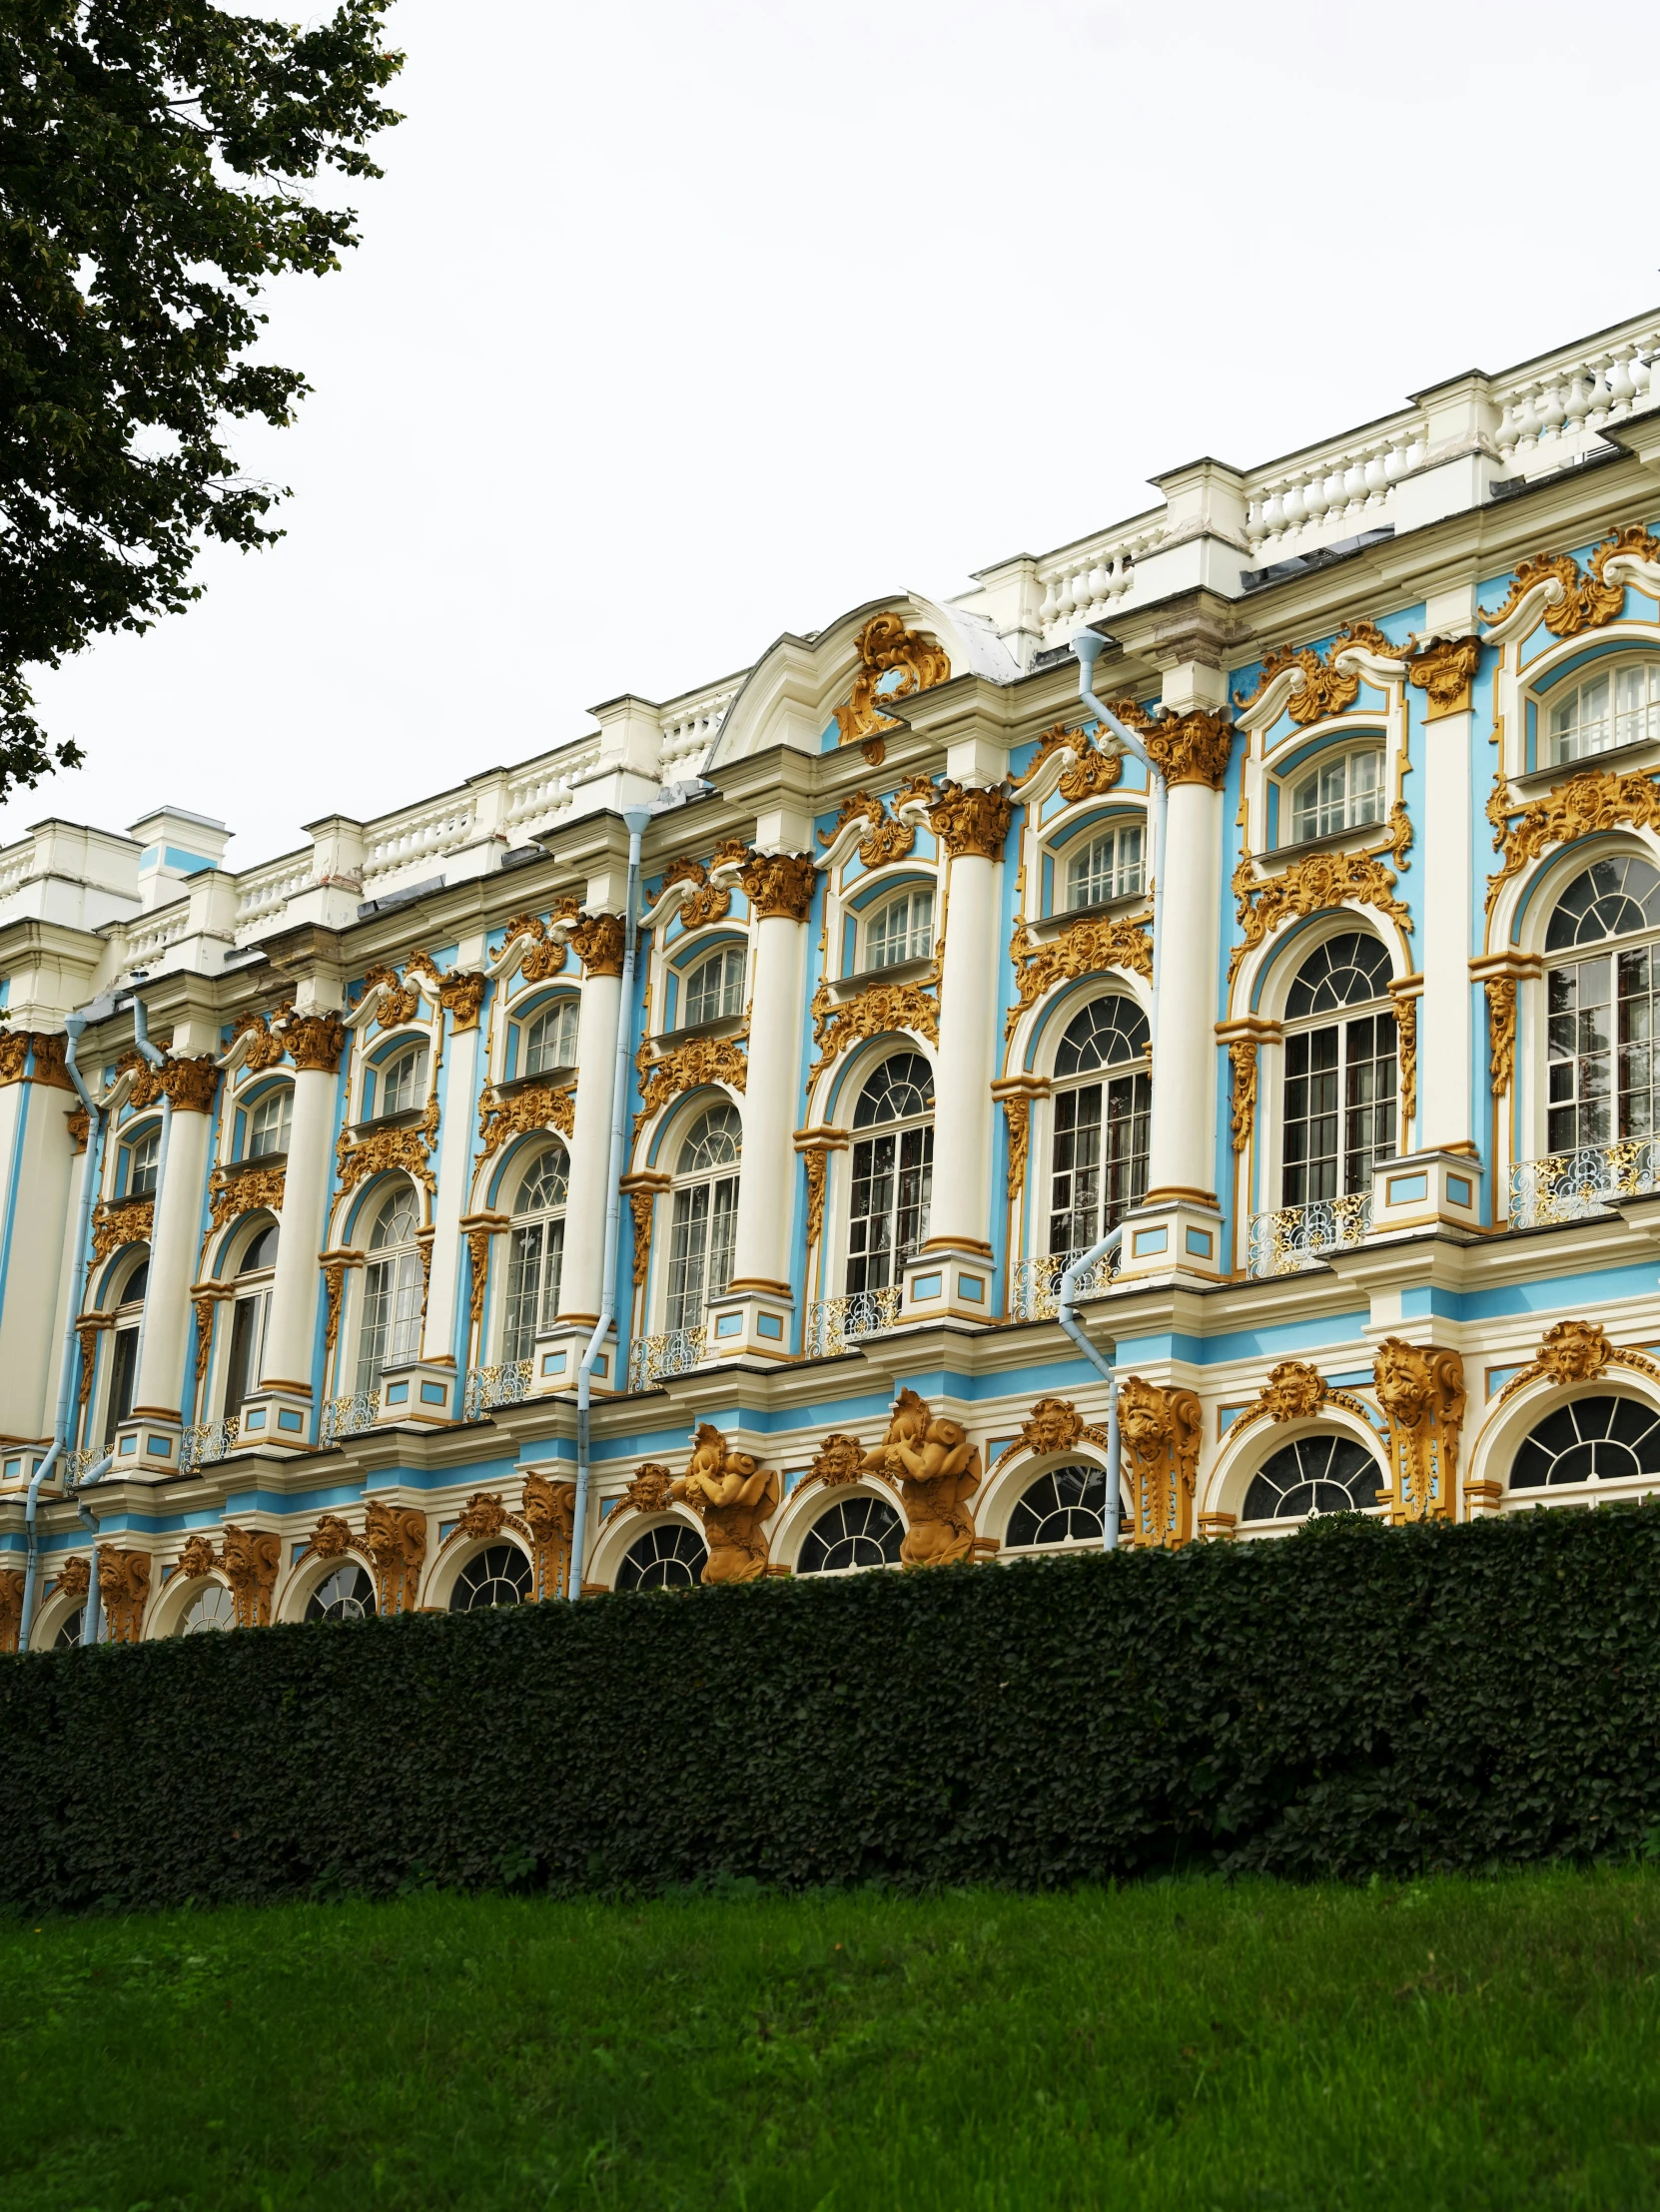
xmin=5 ymin=1508 xmax=1660 ymax=1914
xmin=0 ymin=0 xmax=403 ymax=793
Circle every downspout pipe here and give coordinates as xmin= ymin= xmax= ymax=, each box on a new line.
xmin=19 ymin=1013 xmax=108 ymax=1650
xmin=126 ymin=991 xmax=168 ymax=1392
xmin=567 ymin=807 xmax=651 ymax=1600
xmin=1056 ymin=1225 xmax=1125 ymax=1551
xmin=75 ymin=1453 xmax=115 ymax=1644
xmin=1074 ymin=632 xmax=1167 ymax=1096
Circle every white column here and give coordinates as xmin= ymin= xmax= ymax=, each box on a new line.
xmin=1416 ymin=634 xmax=1480 ymax=1153
xmin=419 ymin=991 xmax=484 ymax=1362
xmin=727 ymin=858 xmax=813 ymax=1296
xmin=258 ymin=1014 xmax=346 ymax=1394
xmin=131 ymin=1060 xmax=219 ymax=1424
xmin=1146 ymin=775 xmax=1226 ymax=1203
xmin=556 ymin=916 xmax=624 ymax=1326
xmin=901 ymin=787 xmax=1008 ymax=1324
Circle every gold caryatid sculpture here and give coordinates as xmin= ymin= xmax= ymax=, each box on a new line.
xmin=672 ymin=1423 xmax=780 ymax=1584
xmin=860 ymin=1388 xmax=982 ymax=1567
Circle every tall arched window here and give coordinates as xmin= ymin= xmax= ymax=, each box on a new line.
xmin=502 ymin=1146 xmax=567 ymax=1360
xmin=1048 ymin=998 xmax=1150 ymax=1257
xmin=1067 ymin=825 xmax=1143 ymax=910
xmin=1281 ymin=934 xmax=1396 ymax=1205
xmin=521 ymin=997 xmax=578 ymax=1076
xmin=222 ymin=1220 xmax=279 ymax=1420
xmin=1544 ymin=857 xmax=1660 ymax=1152
xmin=248 ymin=1087 xmax=292 ymax=1158
xmin=356 ymin=1183 xmax=422 ymax=1393
xmin=1285 ymin=744 xmax=1383 ymax=844
xmin=124 ymin=1123 xmax=160 ymax=1196
xmin=666 ymin=1106 xmax=741 ymax=1332
xmin=100 ymin=1252 xmax=149 ymax=1447
xmin=371 ymin=1042 xmax=426 ymax=1120
xmin=864 ymin=890 xmax=933 ymax=970
xmin=847 ymin=1054 xmax=934 ymax=1295
xmin=682 ymin=947 xmax=745 ymax=1027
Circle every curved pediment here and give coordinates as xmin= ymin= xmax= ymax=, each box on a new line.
xmin=704 ymin=591 xmax=1019 ymax=771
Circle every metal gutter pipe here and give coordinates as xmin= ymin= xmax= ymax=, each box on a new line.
xmin=567 ymin=807 xmax=651 ymax=1600
xmin=1073 ymin=632 xmax=1167 ymax=1093
xmin=1056 ymin=1225 xmax=1126 ymax=1550
xmin=18 ymin=1014 xmax=108 ymax=1651
xmin=75 ymin=1453 xmax=115 ymax=1643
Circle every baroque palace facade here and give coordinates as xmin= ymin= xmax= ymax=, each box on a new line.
xmin=7 ymin=306 xmax=1660 ymax=1645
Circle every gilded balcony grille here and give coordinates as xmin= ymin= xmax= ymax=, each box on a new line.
xmin=180 ymin=1417 xmax=239 ymax=1473
xmin=804 ymin=1286 xmax=903 ymax=1359
xmin=462 ymin=1359 xmax=533 ymax=1421
xmin=628 ymin=1326 xmax=706 ymax=1392
xmin=1009 ymin=1244 xmax=1122 ymax=1322
xmin=1247 ymin=1191 xmax=1371 ymax=1278
xmin=322 ymin=1391 xmax=377 ymax=1443
xmin=1508 ymin=1137 xmax=1660 ymax=1229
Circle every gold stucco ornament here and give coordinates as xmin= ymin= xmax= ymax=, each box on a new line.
xmin=860 ymin=1389 xmax=982 ymax=1568
xmin=672 ymin=1424 xmax=779 ymax=1583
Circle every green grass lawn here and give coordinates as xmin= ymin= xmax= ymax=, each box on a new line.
xmin=4 ymin=1868 xmax=1660 ymax=2209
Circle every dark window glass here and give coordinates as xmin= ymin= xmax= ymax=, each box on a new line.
xmin=1006 ymin=1462 xmax=1131 ymax=1548
xmin=1282 ymin=1013 xmax=1395 ymax=1204
xmin=616 ymin=1522 xmax=707 ymax=1589
xmin=1242 ymin=1433 xmax=1383 ymax=1521
xmin=102 ymin=1328 xmax=138 ymax=1446
xmin=223 ymin=1296 xmax=265 ymax=1418
xmin=1285 ymin=932 xmax=1394 ymax=1019
xmin=1509 ymin=1395 xmax=1660 ymax=1488
xmin=1545 ymin=857 xmax=1660 ymax=953
xmin=449 ymin=1544 xmax=531 ymax=1611
xmin=306 ymin=1565 xmax=377 ymax=1621
xmin=798 ymin=1494 xmax=903 ymax=1573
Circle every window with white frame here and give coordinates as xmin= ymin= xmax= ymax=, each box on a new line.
xmin=681 ymin=947 xmax=745 ymax=1028
xmin=1047 ymin=998 xmax=1150 ymax=1256
xmin=1285 ymin=746 xmax=1384 ymax=845
xmin=248 ymin=1087 xmax=292 ymax=1158
xmin=1280 ymin=934 xmax=1396 ymax=1206
xmin=307 ymin=1564 xmax=377 ymax=1620
xmin=1066 ymin=825 xmax=1144 ymax=910
xmin=99 ymin=1254 xmax=148 ymax=1447
xmin=355 ymin=1183 xmax=423 ymax=1393
xmin=1548 ymin=661 xmax=1660 ymax=765
xmin=797 ymin=1494 xmax=902 ymax=1573
xmin=448 ymin=1544 xmax=530 ymax=1610
xmin=373 ymin=1044 xmax=427 ymax=1119
xmin=846 ymin=1054 xmax=933 ymax=1295
xmin=125 ymin=1125 xmax=160 ymax=1196
xmin=864 ymin=890 xmax=933 ymax=971
xmin=521 ymin=997 xmax=578 ymax=1077
xmin=1006 ymin=1463 xmax=1127 ymax=1549
xmin=665 ymin=1106 xmax=741 ymax=1332
xmin=1242 ymin=1434 xmax=1382 ymax=1521
xmin=1544 ymin=856 xmax=1660 ymax=1153
xmin=501 ymin=1146 xmax=567 ymax=1361
xmin=180 ymin=1584 xmax=236 ymax=1634
xmin=616 ymin=1522 xmax=707 ymax=1588
xmin=1510 ymin=1395 xmax=1660 ymax=1489
xmin=222 ymin=1221 xmax=278 ymax=1419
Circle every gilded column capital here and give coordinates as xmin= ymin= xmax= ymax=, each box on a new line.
xmin=278 ymin=1010 xmax=347 ymax=1073
xmin=1406 ymin=635 xmax=1481 ymax=721
xmin=159 ymin=1054 xmax=222 ymax=1114
xmin=736 ymin=851 xmax=816 ymax=921
xmin=927 ymin=782 xmax=1012 ymax=858
xmin=1143 ymin=709 xmax=1235 ymax=790
xmin=570 ymin=913 xmax=625 ymax=978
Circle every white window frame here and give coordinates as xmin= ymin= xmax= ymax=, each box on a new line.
xmin=1064 ymin=824 xmax=1144 ymax=911
xmin=247 ymin=1086 xmax=293 ymax=1159
xmin=679 ymin=946 xmax=745 ymax=1029
xmin=354 ymin=1183 xmax=423 ymax=1392
xmin=661 ymin=1105 xmax=741 ymax=1333
xmin=499 ymin=1145 xmax=568 ymax=1360
xmin=1544 ymin=656 xmax=1660 ymax=767
xmin=519 ymin=996 xmax=578 ymax=1079
xmin=1280 ymin=743 xmax=1385 ymax=847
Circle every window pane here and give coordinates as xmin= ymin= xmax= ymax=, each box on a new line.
xmin=502 ymin=1224 xmax=542 ymax=1362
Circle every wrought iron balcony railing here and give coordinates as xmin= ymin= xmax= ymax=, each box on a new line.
xmin=1508 ymin=1136 xmax=1660 ymax=1229
xmin=628 ymin=1326 xmax=706 ymax=1392
xmin=462 ymin=1358 xmax=533 ymax=1421
xmin=180 ymin=1416 xmax=239 ymax=1474
xmin=804 ymin=1285 xmax=903 ymax=1359
xmin=1009 ymin=1242 xmax=1122 ymax=1322
xmin=322 ymin=1390 xmax=377 ymax=1444
xmin=1247 ymin=1190 xmax=1371 ymax=1278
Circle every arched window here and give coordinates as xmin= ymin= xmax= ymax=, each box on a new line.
xmin=180 ymin=1584 xmax=236 ymax=1634
xmin=448 ymin=1544 xmax=531 ymax=1610
xmin=864 ymin=890 xmax=934 ymax=970
xmin=798 ymin=1493 xmax=902 ymax=1573
xmin=372 ymin=1043 xmax=427 ymax=1120
xmin=55 ymin=1607 xmax=84 ymax=1649
xmin=1006 ymin=1463 xmax=1128 ymax=1548
xmin=1242 ymin=1434 xmax=1382 ymax=1521
xmin=682 ymin=947 xmax=744 ymax=1027
xmin=847 ymin=1054 xmax=933 ymax=1295
xmin=1544 ymin=858 xmax=1660 ymax=1152
xmin=356 ymin=1183 xmax=422 ymax=1393
xmin=522 ymin=997 xmax=578 ymax=1076
xmin=616 ymin=1522 xmax=707 ymax=1589
xmin=306 ymin=1565 xmax=377 ymax=1620
xmin=1067 ymin=825 xmax=1143 ymax=910
xmin=124 ymin=1124 xmax=160 ymax=1197
xmin=667 ymin=1106 xmax=741 ymax=1332
xmin=222 ymin=1220 xmax=279 ymax=1420
xmin=1048 ymin=998 xmax=1150 ymax=1256
xmin=248 ymin=1088 xmax=292 ymax=1158
xmin=1547 ymin=660 xmax=1660 ymax=766
xmin=1510 ymin=1395 xmax=1660 ymax=1488
xmin=1285 ymin=744 xmax=1383 ymax=845
xmin=502 ymin=1147 xmax=567 ymax=1361
xmin=1281 ymin=934 xmax=1396 ymax=1205
xmin=100 ymin=1254 xmax=149 ymax=1447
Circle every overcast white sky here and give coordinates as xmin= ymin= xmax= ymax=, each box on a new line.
xmin=12 ymin=0 xmax=1660 ymax=867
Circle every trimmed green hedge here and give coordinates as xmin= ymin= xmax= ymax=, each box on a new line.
xmin=5 ymin=1507 xmax=1660 ymax=1912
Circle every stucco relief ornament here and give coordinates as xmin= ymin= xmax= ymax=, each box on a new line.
xmin=56 ymin=1554 xmax=92 ymax=1600
xmin=310 ymin=1512 xmax=355 ymax=1559
xmin=1229 ymin=847 xmax=1412 ymax=984
xmin=363 ymin=1501 xmax=426 ymax=1615
xmin=435 ymin=970 xmax=486 ymax=1032
xmin=177 ymin=1533 xmax=218 ymax=1581
xmin=1479 ymin=526 xmax=1660 ymax=645
xmin=476 ymin=1082 xmax=574 ymax=1157
xmin=1260 ymin=1361 xmax=1326 ymax=1422
xmin=501 ymin=913 xmax=569 ymax=982
xmin=619 ymin=1463 xmax=676 ymax=1517
xmin=520 ymin=1471 xmax=575 ymax=1600
xmin=1486 ymin=977 xmax=1518 ymax=1098
xmin=1142 ymin=708 xmax=1236 ymax=789
xmin=1233 ymin=622 xmax=1398 ymax=729
xmin=658 ymin=859 xmax=732 ymax=932
xmin=1406 ymin=635 xmax=1482 ymax=720
xmin=1392 ymin=989 xmax=1418 ymax=1127
xmin=803 ymin=1150 xmax=827 ymax=1250
xmin=219 ymin=1525 xmax=281 ymax=1628
xmin=1019 ymin=1395 xmax=1105 ymax=1456
xmin=633 ymin=1034 xmax=748 ymax=1141
xmin=833 ymin=612 xmax=951 ymax=746
xmin=1485 ymin=767 xmax=1660 ymax=915
xmin=1373 ymin=1339 xmax=1465 ymax=1522
xmin=1002 ymin=1095 xmax=1031 ymax=1197
xmin=818 ymin=790 xmax=917 ymax=869
xmin=230 ymin=1008 xmax=290 ymax=1072
xmin=0 ymin=1568 xmax=25 ymax=1654
xmin=91 ymin=1196 xmax=154 ymax=1265
xmin=277 ymin=1010 xmax=347 ymax=1073
xmin=1228 ymin=1038 xmax=1258 ymax=1153
xmin=364 ymin=964 xmax=420 ymax=1027
xmin=153 ymin=1054 xmax=220 ymax=1115
xmin=804 ymin=1432 xmax=867 ymax=1491
xmin=672 ymin=1425 xmax=780 ymax=1583
xmin=809 ymin=977 xmax=938 ymax=1080
xmin=734 ymin=850 xmax=816 ymax=922
xmin=1118 ymin=1377 xmax=1202 ymax=1548
xmin=336 ymin=1093 xmax=439 ymax=1197
xmin=1494 ymin=1320 xmax=1660 ymax=1409
xmin=569 ymin=913 xmax=626 ymax=979
xmin=1014 ymin=721 xmax=1131 ymax=803
xmin=98 ymin=1547 xmax=152 ymax=1642
xmin=860 ymin=1389 xmax=982 ymax=1568
xmin=457 ymin=1491 xmax=507 ymax=1540
xmin=203 ymin=1164 xmax=286 ymax=1251
xmin=76 ymin=1323 xmax=98 ymax=1408
xmin=926 ymin=782 xmax=1013 ymax=859
xmin=1005 ymin=912 xmax=1152 ymax=1039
